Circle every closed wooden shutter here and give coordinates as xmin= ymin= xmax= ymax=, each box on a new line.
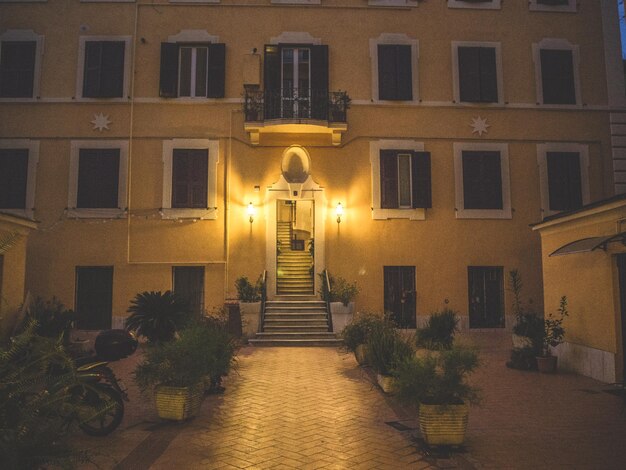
xmin=468 ymin=266 xmax=504 ymax=329
xmin=411 ymin=151 xmax=432 ymax=209
xmin=479 ymin=47 xmax=498 ymax=102
xmin=0 ymin=41 xmax=36 ymax=98
xmin=380 ymin=150 xmax=399 ymax=209
xmin=540 ymin=49 xmax=576 ymax=104
xmin=75 ymin=266 xmax=113 ymax=330
xmin=378 ymin=45 xmax=412 ymax=101
xmin=538 ymin=0 xmax=569 ymax=5
xmin=310 ymin=45 xmax=329 ymax=120
xmin=0 ymin=149 xmax=29 ymax=209
xmin=462 ymin=151 xmax=502 ymax=210
xmin=458 ymin=46 xmax=497 ymax=103
xmin=160 ymin=42 xmax=179 ymax=98
xmin=172 ymin=149 xmax=208 ymax=208
xmin=83 ymin=41 xmax=125 ymax=98
xmin=264 ymin=44 xmax=281 ymax=119
xmin=173 ymin=266 xmax=205 ymax=316
xmin=207 ymin=43 xmax=226 ymax=98
xmin=547 ymin=151 xmax=582 ymax=211
xmin=77 ymin=149 xmax=120 ymax=208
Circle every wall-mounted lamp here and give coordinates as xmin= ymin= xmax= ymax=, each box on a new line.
xmin=336 ymin=202 xmax=343 ymax=224
xmin=247 ymin=202 xmax=255 ymax=223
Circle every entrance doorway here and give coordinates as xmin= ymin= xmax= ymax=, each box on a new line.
xmin=468 ymin=266 xmax=505 ymax=328
xmin=617 ymin=254 xmax=626 ymax=381
xmin=384 ymin=266 xmax=416 ymax=328
xmin=276 ymin=200 xmax=314 ymax=295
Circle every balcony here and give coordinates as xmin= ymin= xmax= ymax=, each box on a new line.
xmin=243 ymin=88 xmax=349 ymax=146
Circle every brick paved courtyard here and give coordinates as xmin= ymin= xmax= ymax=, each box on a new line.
xmin=77 ymin=333 xmax=626 ymax=469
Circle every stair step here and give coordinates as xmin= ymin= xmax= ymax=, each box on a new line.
xmin=264 ymin=325 xmax=329 ymax=332
xmin=255 ymin=332 xmax=335 ymax=339
xmin=248 ymin=338 xmax=342 ymax=347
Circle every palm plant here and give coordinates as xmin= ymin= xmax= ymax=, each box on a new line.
xmin=125 ymin=291 xmax=191 ymax=343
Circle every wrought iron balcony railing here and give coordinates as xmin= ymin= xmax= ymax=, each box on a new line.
xmin=243 ymin=88 xmax=349 ymax=124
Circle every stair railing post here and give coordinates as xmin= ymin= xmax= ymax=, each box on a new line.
xmin=324 ymin=270 xmax=334 ymax=333
xmin=260 ymin=270 xmax=267 ymax=333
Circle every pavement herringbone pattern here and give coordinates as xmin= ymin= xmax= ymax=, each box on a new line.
xmin=150 ymin=347 xmax=431 ymax=469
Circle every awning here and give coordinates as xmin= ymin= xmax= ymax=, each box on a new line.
xmin=549 ymin=232 xmax=626 ymax=257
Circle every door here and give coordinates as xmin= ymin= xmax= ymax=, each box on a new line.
xmin=617 ymin=254 xmax=626 ymax=381
xmin=75 ymin=266 xmax=113 ymax=330
xmin=468 ymin=266 xmax=504 ymax=328
xmin=173 ymin=266 xmax=205 ymax=316
xmin=281 ymin=47 xmax=310 ymax=119
xmin=384 ymin=266 xmax=416 ymax=328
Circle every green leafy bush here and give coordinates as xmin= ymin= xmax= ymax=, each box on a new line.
xmin=415 ymin=309 xmax=459 ymax=351
xmin=542 ymin=296 xmax=569 ymax=356
xmin=395 ymin=347 xmax=480 ymax=407
xmin=18 ymin=297 xmax=76 ymax=343
xmin=341 ymin=312 xmax=383 ymax=352
xmin=125 ymin=291 xmax=191 ymax=344
xmin=366 ymin=319 xmax=414 ymax=376
xmin=318 ymin=271 xmax=360 ymax=306
xmin=235 ymin=276 xmax=263 ymax=302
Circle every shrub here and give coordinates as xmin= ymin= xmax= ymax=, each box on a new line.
xmin=341 ymin=312 xmax=383 ymax=352
xmin=415 ymin=309 xmax=459 ymax=351
xmin=18 ymin=297 xmax=76 ymax=343
xmin=366 ymin=319 xmax=414 ymax=376
xmin=125 ymin=291 xmax=191 ymax=344
xmin=395 ymin=347 xmax=480 ymax=407
xmin=235 ymin=276 xmax=263 ymax=302
xmin=542 ymin=296 xmax=569 ymax=356
xmin=318 ymin=271 xmax=360 ymax=306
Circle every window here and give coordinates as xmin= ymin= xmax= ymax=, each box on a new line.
xmin=468 ymin=266 xmax=504 ymax=329
xmin=68 ymin=141 xmax=128 ymax=218
xmin=0 ymin=30 xmax=43 ymax=99
xmin=0 ymin=140 xmax=39 ymax=219
xmin=447 ymin=0 xmax=501 ymax=10
xmin=454 ymin=142 xmax=511 ymax=219
xmin=533 ymin=39 xmax=580 ymax=106
xmin=370 ymin=34 xmax=418 ymax=102
xmin=452 ymin=42 xmax=502 ymax=104
xmin=75 ymin=266 xmax=113 ymax=330
xmin=160 ymin=41 xmax=225 ymax=98
xmin=173 ymin=266 xmax=205 ymax=316
xmin=162 ymin=139 xmax=219 ymax=219
xmin=384 ymin=266 xmax=416 ymax=329
xmin=529 ymin=0 xmax=576 ymax=13
xmin=537 ymin=143 xmax=589 ymax=217
xmin=370 ymin=140 xmax=431 ymax=220
xmin=77 ymin=36 xmax=131 ymax=99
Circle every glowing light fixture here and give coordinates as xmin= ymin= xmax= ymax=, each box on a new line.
xmin=247 ymin=202 xmax=255 ymax=223
xmin=336 ymin=202 xmax=343 ymax=224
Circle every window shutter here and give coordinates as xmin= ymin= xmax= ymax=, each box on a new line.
xmin=479 ymin=47 xmax=498 ymax=102
xmin=411 ymin=152 xmax=432 ymax=208
xmin=458 ymin=47 xmax=481 ymax=102
xmin=0 ymin=149 xmax=29 ymax=209
xmin=207 ymin=43 xmax=225 ymax=98
xmin=83 ymin=42 xmax=102 ymax=98
xmin=547 ymin=152 xmax=582 ymax=211
xmin=380 ymin=150 xmax=399 ymax=209
xmin=264 ymin=44 xmax=281 ymax=119
xmin=77 ymin=149 xmax=120 ymax=208
xmin=99 ymin=42 xmax=125 ymax=98
xmin=538 ymin=0 xmax=569 ymax=5
xmin=540 ymin=49 xmax=576 ymax=104
xmin=160 ymin=42 xmax=179 ymax=98
xmin=311 ymin=45 xmax=329 ymax=120
xmin=396 ymin=45 xmax=412 ymax=101
xmin=378 ymin=45 xmax=412 ymax=101
xmin=0 ymin=41 xmax=36 ymax=98
xmin=462 ymin=151 xmax=502 ymax=210
xmin=172 ymin=149 xmax=208 ymax=208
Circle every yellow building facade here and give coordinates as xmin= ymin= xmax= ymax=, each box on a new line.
xmin=0 ymin=1 xmax=624 ymax=351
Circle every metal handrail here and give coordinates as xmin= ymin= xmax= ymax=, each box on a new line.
xmin=323 ymin=269 xmax=334 ymax=333
xmin=260 ymin=270 xmax=267 ymax=333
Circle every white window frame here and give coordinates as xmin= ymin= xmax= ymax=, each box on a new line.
xmin=532 ymin=38 xmax=581 ymax=107
xmin=368 ymin=0 xmax=417 ymax=6
xmin=448 ymin=0 xmax=501 ymax=10
xmin=76 ymin=36 xmax=132 ymax=101
xmin=271 ymin=0 xmax=320 ymax=4
xmin=529 ymin=0 xmax=576 ymax=13
xmin=370 ymin=139 xmax=426 ymax=221
xmin=80 ymin=0 xmax=134 ymax=2
xmin=451 ymin=41 xmax=503 ymax=106
xmin=454 ymin=142 xmax=511 ymax=219
xmin=369 ymin=33 xmax=419 ymax=104
xmin=0 ymin=139 xmax=39 ymax=220
xmin=68 ymin=140 xmax=128 ymax=218
xmin=0 ymin=29 xmax=44 ymax=102
xmin=537 ymin=143 xmax=590 ymax=218
xmin=169 ymin=0 xmax=218 ymax=3
xmin=161 ymin=139 xmax=219 ymax=220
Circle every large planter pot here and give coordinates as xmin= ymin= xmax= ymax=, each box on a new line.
xmin=418 ymin=402 xmax=469 ymax=446
xmin=240 ymin=301 xmax=262 ymax=337
xmin=155 ymin=384 xmax=203 ymax=421
xmin=330 ymin=301 xmax=354 ymax=334
xmin=536 ymin=355 xmax=558 ymax=373
xmin=376 ymin=373 xmax=397 ymax=394
xmin=415 ymin=348 xmax=442 ymax=360
xmin=512 ymin=334 xmax=533 ymax=350
xmin=354 ymin=343 xmax=368 ymax=365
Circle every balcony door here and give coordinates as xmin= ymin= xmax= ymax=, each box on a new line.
xmin=282 ymin=48 xmax=310 ymax=119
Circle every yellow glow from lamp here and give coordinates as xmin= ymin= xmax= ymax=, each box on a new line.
xmin=336 ymin=202 xmax=343 ymax=224
xmin=247 ymin=202 xmax=255 ymax=223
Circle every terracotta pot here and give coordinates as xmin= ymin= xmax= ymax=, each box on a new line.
xmin=418 ymin=402 xmax=469 ymax=446
xmin=536 ymin=355 xmax=558 ymax=373
xmin=354 ymin=343 xmax=368 ymax=365
xmin=376 ymin=373 xmax=397 ymax=394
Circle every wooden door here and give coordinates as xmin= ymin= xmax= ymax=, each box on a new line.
xmin=617 ymin=255 xmax=626 ymax=381
xmin=468 ymin=266 xmax=504 ymax=328
xmin=384 ymin=266 xmax=416 ymax=328
xmin=75 ymin=266 xmax=113 ymax=330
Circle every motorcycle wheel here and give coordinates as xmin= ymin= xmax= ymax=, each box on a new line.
xmin=77 ymin=384 xmax=124 ymax=437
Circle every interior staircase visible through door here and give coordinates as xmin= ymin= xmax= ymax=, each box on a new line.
xmin=276 ymin=221 xmax=314 ymax=295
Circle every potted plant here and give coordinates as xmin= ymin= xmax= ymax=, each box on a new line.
xmin=341 ymin=312 xmax=381 ymax=365
xmin=235 ymin=276 xmax=264 ymax=336
xmin=366 ymin=319 xmax=414 ymax=393
xmin=415 ymin=309 xmax=459 ymax=355
xmin=319 ymin=271 xmax=360 ymax=333
xmin=536 ymin=296 xmax=569 ymax=374
xmin=395 ymin=347 xmax=480 ymax=446
xmin=134 ymin=322 xmax=236 ymax=420
xmin=125 ymin=291 xmax=191 ymax=344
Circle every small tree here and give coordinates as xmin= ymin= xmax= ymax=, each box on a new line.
xmin=235 ymin=276 xmax=263 ymax=302
xmin=542 ymin=296 xmax=569 ymax=357
xmin=125 ymin=291 xmax=191 ymax=344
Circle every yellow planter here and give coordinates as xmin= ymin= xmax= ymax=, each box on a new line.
xmin=418 ymin=403 xmax=469 ymax=446
xmin=354 ymin=344 xmax=368 ymax=365
xmin=155 ymin=384 xmax=203 ymax=421
xmin=376 ymin=373 xmax=397 ymax=394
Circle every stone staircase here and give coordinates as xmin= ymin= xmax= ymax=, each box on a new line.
xmin=276 ymin=222 xmax=314 ymax=295
xmin=249 ymin=299 xmax=341 ymax=346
